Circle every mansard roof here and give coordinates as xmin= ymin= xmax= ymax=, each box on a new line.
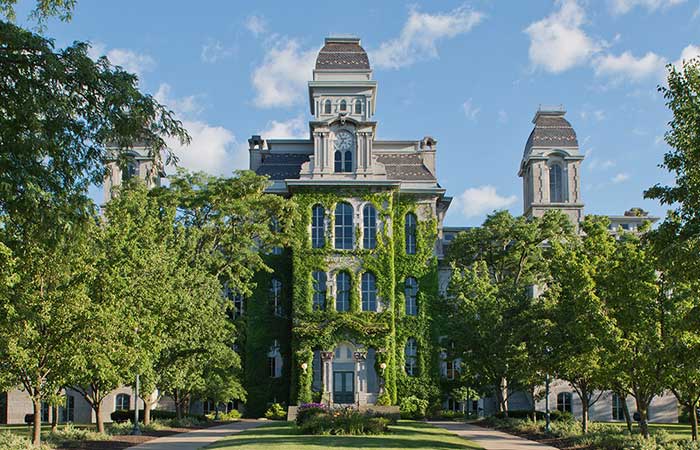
xmin=255 ymin=153 xmax=309 ymax=180
xmin=315 ymin=37 xmax=370 ymax=70
xmin=523 ymin=109 xmax=578 ymax=157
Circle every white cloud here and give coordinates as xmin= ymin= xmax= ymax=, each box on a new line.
xmin=609 ymin=0 xmax=686 ymax=14
xmin=371 ymin=5 xmax=484 ymax=70
xmin=612 ymin=172 xmax=630 ymax=183
xmin=258 ymin=115 xmax=308 ymax=139
xmin=252 ymin=38 xmax=317 ymax=108
xmin=454 ymin=185 xmax=517 ymax=218
xmin=524 ymin=0 xmax=601 ymax=73
xmin=593 ymin=51 xmax=666 ymax=81
xmin=245 ymin=15 xmax=267 ymax=36
xmin=462 ymin=99 xmax=480 ymax=120
xmin=88 ymin=43 xmax=156 ymax=79
xmin=155 ymin=83 xmax=244 ymax=175
xmin=201 ymin=39 xmax=232 ymax=63
xmin=672 ymin=44 xmax=700 ymax=70
xmin=588 ymin=158 xmax=616 ymax=170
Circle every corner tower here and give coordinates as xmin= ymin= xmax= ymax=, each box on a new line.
xmin=519 ymin=106 xmax=584 ymax=223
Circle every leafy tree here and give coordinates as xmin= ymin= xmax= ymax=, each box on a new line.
xmin=546 ymin=216 xmax=617 ymax=433
xmin=446 ymin=210 xmax=573 ymax=414
xmin=603 ymin=232 xmax=667 ymax=438
xmin=1 ymin=0 xmax=75 ymax=24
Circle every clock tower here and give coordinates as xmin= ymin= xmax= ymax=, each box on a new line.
xmin=299 ymin=36 xmax=385 ymax=180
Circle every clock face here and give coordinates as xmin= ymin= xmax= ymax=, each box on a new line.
xmin=335 ymin=130 xmax=354 ymax=151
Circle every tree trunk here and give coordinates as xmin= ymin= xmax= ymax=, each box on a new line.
xmin=620 ymin=393 xmax=633 ymax=433
xmin=581 ymin=399 xmax=589 ymax=434
xmin=51 ymin=405 xmax=58 ymax=432
xmin=174 ymin=390 xmax=183 ymax=420
xmin=637 ymin=401 xmax=650 ymax=438
xmin=94 ymin=402 xmax=104 ymax=434
xmin=32 ymin=398 xmax=41 ymax=447
xmin=690 ymin=404 xmax=698 ymax=442
xmin=496 ymin=378 xmax=508 ymax=415
xmin=143 ymin=401 xmax=152 ymax=425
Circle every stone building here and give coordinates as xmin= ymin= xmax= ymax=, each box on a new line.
xmin=1 ymin=35 xmax=676 ymax=425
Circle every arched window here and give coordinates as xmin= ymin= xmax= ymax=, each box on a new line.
xmin=354 ymin=99 xmax=362 ymax=114
xmin=344 ymin=150 xmax=352 ymax=172
xmin=363 ymin=204 xmax=376 ymax=249
xmin=361 ymin=272 xmax=377 ymax=312
xmin=549 ymin=164 xmax=565 ymax=203
xmin=405 ymin=338 xmax=417 ymax=376
xmin=335 ymin=150 xmax=343 ymax=172
xmin=121 ymin=160 xmax=137 ymax=183
xmin=557 ymin=392 xmax=572 ymax=413
xmin=311 ymin=204 xmax=325 ymax=248
xmin=336 ymin=272 xmax=350 ymax=312
xmin=405 ymin=277 xmax=418 ymax=316
xmin=312 ymin=271 xmax=326 ymax=311
xmin=334 ymin=203 xmax=353 ymax=250
xmin=405 ymin=213 xmax=417 ymax=255
xmin=324 ymin=99 xmax=332 ymax=114
xmin=270 ymin=278 xmax=282 ymax=317
xmin=339 ymin=99 xmax=347 ymax=111
xmin=115 ymin=393 xmax=130 ymax=411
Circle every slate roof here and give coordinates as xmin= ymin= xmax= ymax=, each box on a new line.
xmin=376 ymin=153 xmax=435 ymax=181
xmin=255 ymin=153 xmax=309 ymax=180
xmin=523 ymin=113 xmax=578 ymax=157
xmin=315 ymin=41 xmax=370 ymax=70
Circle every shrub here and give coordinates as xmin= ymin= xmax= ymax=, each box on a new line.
xmin=376 ymin=394 xmax=391 ymax=406
xmin=548 ymin=410 xmax=574 ymax=422
xmin=400 ymin=395 xmax=428 ymax=419
xmin=264 ymin=403 xmax=287 ymax=420
xmin=0 ymin=431 xmax=53 ymax=450
xmin=150 ymin=409 xmax=177 ymax=420
xmin=168 ymin=416 xmax=206 ymax=428
xmin=45 ymin=423 xmax=110 ymax=443
xmin=297 ymin=407 xmax=389 ymax=435
xmin=296 ymin=403 xmax=327 ymax=426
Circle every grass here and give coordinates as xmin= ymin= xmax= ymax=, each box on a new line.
xmin=602 ymin=421 xmax=694 ymax=440
xmin=207 ymin=420 xmax=483 ymax=450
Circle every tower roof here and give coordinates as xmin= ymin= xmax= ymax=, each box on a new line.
xmin=315 ymin=36 xmax=370 ymax=70
xmin=523 ymin=106 xmax=578 ymax=158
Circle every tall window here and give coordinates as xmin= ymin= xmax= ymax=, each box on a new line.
xmin=121 ymin=160 xmax=137 ymax=183
xmin=61 ymin=395 xmax=75 ymax=423
xmin=115 ymin=393 xmax=130 ymax=411
xmin=557 ymin=392 xmax=572 ymax=413
xmin=270 ymin=278 xmax=282 ymax=317
xmin=612 ymin=393 xmax=625 ymax=421
xmin=405 ymin=213 xmax=417 ymax=255
xmin=336 ymin=272 xmax=350 ymax=312
xmin=270 ymin=218 xmax=282 ymax=255
xmin=549 ymin=164 xmax=565 ymax=203
xmin=405 ymin=338 xmax=417 ymax=376
xmin=344 ymin=151 xmax=352 ymax=172
xmin=334 ymin=203 xmax=354 ymax=249
xmin=311 ymin=204 xmax=325 ymax=248
xmin=354 ymin=99 xmax=362 ymax=114
xmin=41 ymin=401 xmax=49 ymax=422
xmin=268 ymin=340 xmax=282 ymax=378
xmin=312 ymin=271 xmax=327 ymax=311
xmin=363 ymin=204 xmax=377 ymax=249
xmin=229 ymin=291 xmax=244 ymax=319
xmin=361 ymin=272 xmax=377 ymax=312
xmin=339 ymin=99 xmax=347 ymax=111
xmin=405 ymin=277 xmax=418 ymax=316
xmin=324 ymin=99 xmax=332 ymax=114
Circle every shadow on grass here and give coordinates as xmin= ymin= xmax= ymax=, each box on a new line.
xmin=207 ymin=422 xmax=479 ymax=449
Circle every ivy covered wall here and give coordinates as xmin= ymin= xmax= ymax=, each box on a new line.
xmin=242 ymin=186 xmax=442 ymax=415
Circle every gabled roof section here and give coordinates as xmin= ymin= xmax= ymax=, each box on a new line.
xmin=315 ymin=36 xmax=370 ymax=70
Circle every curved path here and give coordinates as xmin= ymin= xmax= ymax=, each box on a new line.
xmin=430 ymin=421 xmax=559 ymax=450
xmin=128 ymin=420 xmax=265 ymax=450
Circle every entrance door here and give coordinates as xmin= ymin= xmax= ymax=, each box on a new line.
xmin=333 ymin=371 xmax=354 ymax=404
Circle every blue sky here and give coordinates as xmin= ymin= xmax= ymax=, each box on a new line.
xmin=18 ymin=0 xmax=700 ymax=226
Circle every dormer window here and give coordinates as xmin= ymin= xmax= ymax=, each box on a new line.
xmin=354 ymin=100 xmax=362 ymax=114
xmin=324 ymin=99 xmax=332 ymax=114
xmin=339 ymin=100 xmax=347 ymax=112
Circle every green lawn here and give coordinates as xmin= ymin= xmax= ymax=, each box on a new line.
xmin=207 ymin=420 xmax=483 ymax=450
xmin=602 ymin=422 xmax=693 ymax=440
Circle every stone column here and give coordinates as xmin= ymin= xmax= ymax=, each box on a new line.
xmin=321 ymin=351 xmax=334 ymax=405
xmin=353 ymin=351 xmax=367 ymax=406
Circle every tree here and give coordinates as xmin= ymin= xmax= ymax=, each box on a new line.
xmin=0 ymin=212 xmax=97 ymax=446
xmin=546 ymin=216 xmax=617 ymax=433
xmin=446 ymin=210 xmax=573 ymax=414
xmin=1 ymin=0 xmax=75 ymax=24
xmin=603 ymin=232 xmax=667 ymax=438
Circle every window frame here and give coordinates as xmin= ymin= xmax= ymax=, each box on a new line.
xmin=334 ymin=203 xmax=354 ymax=250
xmin=557 ymin=392 xmax=573 ymax=413
xmin=339 ymin=99 xmax=347 ymax=111
xmin=405 ymin=277 xmax=418 ymax=316
xmin=362 ymin=204 xmax=377 ymax=249
xmin=612 ymin=393 xmax=625 ymax=421
xmin=549 ymin=163 xmax=565 ymax=203
xmin=312 ymin=271 xmax=327 ymax=311
xmin=405 ymin=338 xmax=418 ymax=376
xmin=324 ymin=99 xmax=332 ymax=114
xmin=361 ymin=272 xmax=377 ymax=312
xmin=311 ymin=204 xmax=325 ymax=248
xmin=115 ymin=393 xmax=131 ymax=411
xmin=270 ymin=278 xmax=283 ymax=317
xmin=336 ymin=271 xmax=351 ymax=312
xmin=405 ymin=213 xmax=417 ymax=255
xmin=354 ymin=99 xmax=362 ymax=114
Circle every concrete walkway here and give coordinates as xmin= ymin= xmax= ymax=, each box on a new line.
xmin=430 ymin=421 xmax=559 ymax=450
xmin=128 ymin=420 xmax=264 ymax=450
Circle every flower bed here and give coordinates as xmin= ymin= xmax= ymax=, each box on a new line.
xmin=295 ymin=403 xmax=394 ymax=435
